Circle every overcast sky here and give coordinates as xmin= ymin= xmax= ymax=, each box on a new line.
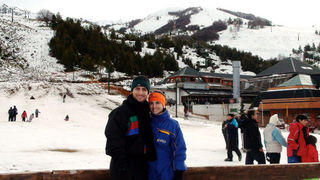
xmin=2 ymin=0 xmax=320 ymax=27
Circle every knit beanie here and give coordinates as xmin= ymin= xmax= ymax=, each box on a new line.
xmin=131 ymin=76 xmax=150 ymax=92
xmin=148 ymin=92 xmax=166 ymax=107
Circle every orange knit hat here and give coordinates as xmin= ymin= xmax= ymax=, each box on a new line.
xmin=148 ymin=92 xmax=166 ymax=107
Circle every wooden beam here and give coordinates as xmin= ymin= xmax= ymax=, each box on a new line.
xmin=1 ymin=163 xmax=320 ymax=180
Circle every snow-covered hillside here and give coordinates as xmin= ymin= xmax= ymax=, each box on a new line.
xmin=109 ymin=7 xmax=244 ymax=34
xmin=216 ymin=25 xmax=320 ymax=59
xmin=107 ymin=6 xmax=320 ymax=60
xmin=0 ymin=9 xmax=64 ymax=82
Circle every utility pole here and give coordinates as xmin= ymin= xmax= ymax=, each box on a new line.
xmin=261 ymin=101 xmax=264 ymax=126
xmin=108 ymin=68 xmax=110 ymax=94
xmin=11 ymin=8 xmax=14 ymax=22
xmin=175 ymin=79 xmax=178 ymax=118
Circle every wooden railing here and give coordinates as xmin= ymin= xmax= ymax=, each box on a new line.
xmin=1 ymin=163 xmax=320 ymax=180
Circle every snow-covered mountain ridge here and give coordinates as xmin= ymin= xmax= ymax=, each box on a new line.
xmin=107 ymin=7 xmax=320 ymax=60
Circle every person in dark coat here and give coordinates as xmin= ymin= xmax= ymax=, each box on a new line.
xmin=222 ymin=119 xmax=229 ymax=149
xmin=63 ymin=94 xmax=66 ymax=103
xmin=64 ymin=115 xmax=69 ymax=121
xmin=224 ymin=114 xmax=242 ymax=162
xmin=148 ymin=91 xmax=187 ymax=180
xmin=8 ymin=107 xmax=13 ymax=122
xmin=105 ymin=76 xmax=156 ymax=180
xmin=239 ymin=110 xmax=249 ymax=152
xmin=12 ymin=106 xmax=18 ymax=121
xmin=243 ymin=110 xmax=266 ymax=165
xmin=35 ymin=109 xmax=40 ymax=118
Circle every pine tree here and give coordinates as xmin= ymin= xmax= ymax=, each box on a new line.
xmin=312 ymin=43 xmax=316 ymax=51
xmin=134 ymin=39 xmax=142 ymax=51
xmin=61 ymin=46 xmax=78 ymax=71
xmin=80 ymin=55 xmax=95 ymax=71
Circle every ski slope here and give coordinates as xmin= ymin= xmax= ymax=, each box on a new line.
xmin=1 ymin=82 xmax=320 ymax=173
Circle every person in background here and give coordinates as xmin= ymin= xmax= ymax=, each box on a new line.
xmin=21 ymin=110 xmax=27 ymax=122
xmin=8 ymin=107 xmax=13 ymax=122
xmin=287 ymin=115 xmax=309 ymax=163
xmin=64 ymin=115 xmax=69 ymax=121
xmin=222 ymin=119 xmax=229 ymax=150
xmin=35 ymin=109 xmax=40 ymax=118
xmin=263 ymin=114 xmax=287 ymax=164
xmin=239 ymin=110 xmax=249 ymax=152
xmin=13 ymin=106 xmax=18 ymax=121
xmin=63 ymin=94 xmax=66 ymax=103
xmin=148 ymin=91 xmax=187 ymax=180
xmin=243 ymin=109 xmax=266 ymax=165
xmin=27 ymin=113 xmax=34 ymax=122
xmin=224 ymin=114 xmax=242 ymax=162
xmin=304 ymin=135 xmax=318 ymax=163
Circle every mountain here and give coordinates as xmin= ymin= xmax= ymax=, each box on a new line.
xmin=105 ymin=7 xmax=320 ymax=60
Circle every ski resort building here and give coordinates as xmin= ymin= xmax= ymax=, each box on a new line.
xmin=153 ymin=66 xmax=254 ymax=105
xmin=251 ymin=58 xmax=320 ymax=128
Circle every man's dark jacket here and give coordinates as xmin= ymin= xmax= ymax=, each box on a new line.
xmin=105 ymin=94 xmax=156 ymax=180
xmin=243 ymin=117 xmax=263 ymax=151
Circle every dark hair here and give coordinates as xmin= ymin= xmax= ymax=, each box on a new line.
xmin=247 ymin=109 xmax=256 ymax=119
xmin=296 ymin=115 xmax=308 ymax=122
xmin=308 ymin=135 xmax=317 ymax=148
xmin=227 ymin=114 xmax=234 ymax=118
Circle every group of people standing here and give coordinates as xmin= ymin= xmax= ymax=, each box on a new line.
xmin=8 ymin=106 xmax=40 ymax=122
xmin=8 ymin=106 xmax=18 ymax=121
xmin=105 ymin=76 xmax=187 ymax=180
xmin=222 ymin=110 xmax=318 ymax=165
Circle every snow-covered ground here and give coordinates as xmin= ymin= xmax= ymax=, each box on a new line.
xmin=1 ymin=82 xmax=320 ymax=173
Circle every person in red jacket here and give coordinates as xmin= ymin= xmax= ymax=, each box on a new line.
xmin=304 ymin=135 xmax=319 ymax=163
xmin=287 ymin=115 xmax=309 ymax=163
xmin=21 ymin=111 xmax=27 ymax=122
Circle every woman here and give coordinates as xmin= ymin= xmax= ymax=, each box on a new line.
xmin=148 ymin=91 xmax=187 ymax=180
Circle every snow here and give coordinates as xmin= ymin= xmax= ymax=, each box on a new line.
xmin=133 ymin=8 xmax=184 ymax=34
xmin=1 ymin=82 xmax=320 ymax=173
xmin=189 ymin=8 xmax=247 ymax=28
xmin=1 ymin=5 xmax=319 ymax=173
xmin=106 ymin=6 xmax=320 ymax=61
xmin=216 ymin=25 xmax=320 ymax=59
xmin=0 ymin=14 xmax=64 ymax=73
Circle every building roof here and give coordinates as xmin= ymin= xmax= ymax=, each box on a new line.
xmin=168 ymin=66 xmax=202 ymax=77
xmin=256 ymin=58 xmax=320 ymax=77
xmin=200 ymin=72 xmax=254 ymax=80
xmin=168 ymin=66 xmax=254 ymax=80
xmin=278 ymin=74 xmax=314 ymax=87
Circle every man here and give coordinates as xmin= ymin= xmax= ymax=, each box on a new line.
xmin=222 ymin=118 xmax=229 ymax=150
xmin=243 ymin=109 xmax=266 ymax=164
xmin=224 ymin=114 xmax=242 ymax=162
xmin=239 ymin=110 xmax=249 ymax=152
xmin=263 ymin=114 xmax=287 ymax=164
xmin=105 ymin=76 xmax=156 ymax=180
xmin=287 ymin=114 xmax=309 ymax=163
xmin=13 ymin=106 xmax=18 ymax=121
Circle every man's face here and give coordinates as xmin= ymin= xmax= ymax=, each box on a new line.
xmin=227 ymin=115 xmax=232 ymax=121
xmin=132 ymin=86 xmax=148 ymax=102
xmin=299 ymin=119 xmax=309 ymax=126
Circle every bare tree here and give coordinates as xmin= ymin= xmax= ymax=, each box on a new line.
xmin=37 ymin=9 xmax=54 ymax=26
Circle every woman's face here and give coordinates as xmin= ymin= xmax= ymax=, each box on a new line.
xmin=149 ymin=101 xmax=164 ymax=115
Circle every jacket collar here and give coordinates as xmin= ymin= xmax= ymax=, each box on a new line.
xmin=151 ymin=109 xmax=169 ymax=120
